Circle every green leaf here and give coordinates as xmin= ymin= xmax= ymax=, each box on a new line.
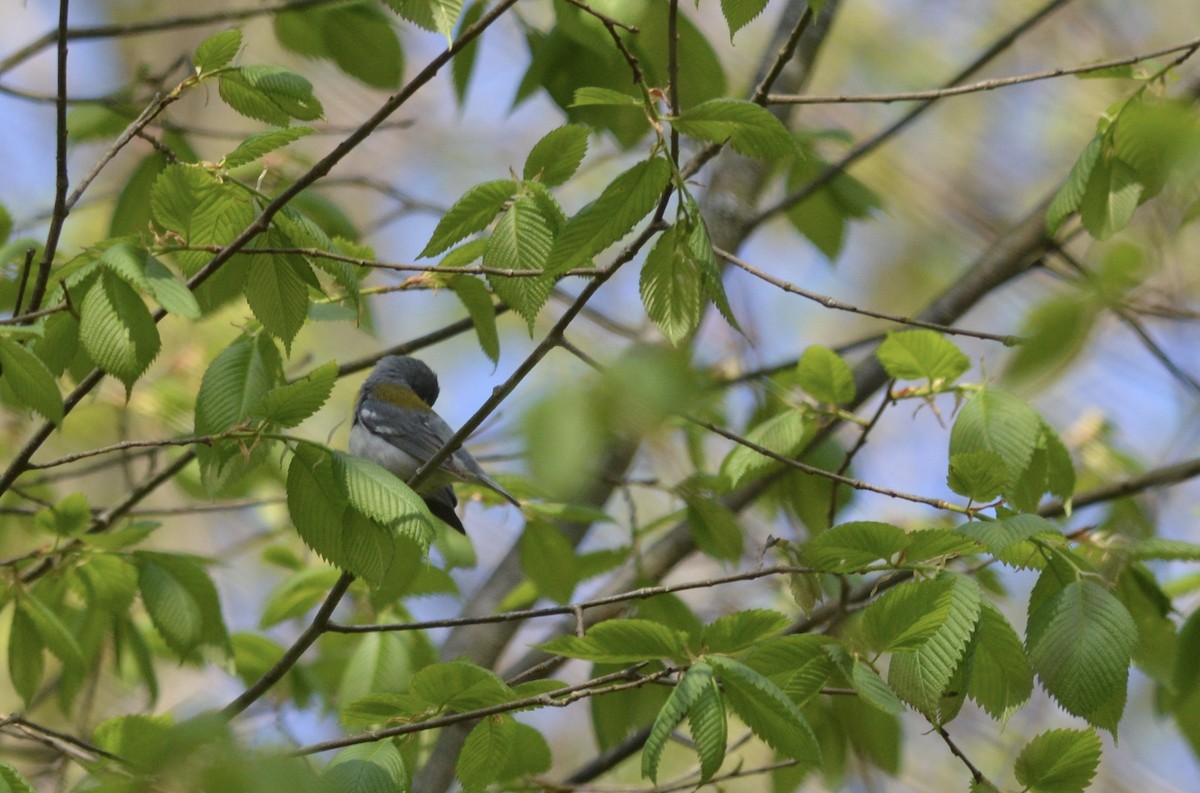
xmin=546 ymin=156 xmax=672 ymax=275
xmin=8 ymin=606 xmax=44 ymax=704
xmin=411 ymin=660 xmax=513 ymax=711
xmin=324 ymin=741 xmax=409 ymax=793
xmin=708 ymin=656 xmax=821 ymax=763
xmin=150 ymin=163 xmax=257 ymax=278
xmin=862 ymin=576 xmax=958 ymax=652
xmin=246 ymin=254 xmax=312 ymax=349
xmin=520 ymin=519 xmax=578 ymax=603
xmin=959 ymin=513 xmax=1059 ymax=556
xmin=497 ymin=722 xmax=553 ymax=782
xmin=876 ymin=329 xmax=969 ymax=383
xmin=457 ymin=715 xmax=515 ymax=793
xmin=848 ymin=659 xmax=906 ymax=714
xmin=333 ymin=452 xmax=437 ymax=546
xmin=384 ymin=0 xmax=464 ymax=41
xmin=887 ymin=576 xmax=982 ymax=718
xmin=947 ymin=450 xmax=1008 ymax=501
xmin=315 ymin=4 xmax=404 ymax=89
xmin=538 ymin=619 xmax=687 ymax=663
xmin=1046 ymin=136 xmax=1102 ymax=234
xmin=804 ymin=521 xmax=909 ymax=573
xmin=701 ymin=610 xmax=789 ymax=655
xmin=252 ymin=360 xmax=338 ymax=428
xmin=1026 ymin=578 xmax=1137 ymax=732
xmin=1133 ymin=538 xmax=1200 ymax=561
xmin=218 ymin=65 xmax=324 ymax=125
xmin=194 ymin=29 xmax=242 ymax=72
xmin=719 ymin=409 xmax=811 ymax=488
xmin=642 ymin=662 xmax=715 ymax=782
xmin=260 ymin=567 xmax=342 ymax=627
xmin=0 ymin=337 xmax=63 ymax=424
xmin=685 ymin=494 xmax=745 ymax=562
xmin=1014 ymin=728 xmax=1101 ymax=793
xmin=688 ymin=671 xmax=727 ymax=781
xmin=673 ymin=99 xmax=795 ymax=159
xmin=719 ymin=0 xmax=770 ymax=39
xmin=744 ymin=635 xmax=835 ymax=707
xmin=570 ymin=86 xmax=643 ymax=107
xmin=1003 ymin=295 xmax=1099 ymax=386
xmin=524 ymin=123 xmax=590 ymax=186
xmin=195 ymin=333 xmax=282 ymax=434
xmin=451 ymin=1 xmax=485 ymax=104
xmin=0 ymin=203 xmax=10 ymax=244
xmin=80 ymin=271 xmax=161 ymax=392
xmin=33 ymin=493 xmax=91 ymax=537
xmin=420 ymin=179 xmax=518 ymax=258
xmin=136 ymin=552 xmax=231 ymax=658
xmin=1078 ymin=155 xmax=1143 ymax=240
xmin=966 ymin=600 xmax=1033 ymax=719
xmin=224 ymin=127 xmax=314 ymax=169
xmin=484 ymin=195 xmax=555 ymax=332
xmin=950 ymin=388 xmax=1044 ymax=499
xmin=144 ymin=254 xmax=202 ymax=319
xmin=0 ymin=760 xmax=37 ymax=793
xmin=75 ymin=553 xmax=140 ymax=613
xmin=639 ymin=224 xmax=703 ymax=345
xmin=796 ymin=345 xmax=855 ymax=404
xmin=448 ymin=276 xmax=499 ymax=363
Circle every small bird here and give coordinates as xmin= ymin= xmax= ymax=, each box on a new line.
xmin=349 ymin=355 xmax=519 ymax=533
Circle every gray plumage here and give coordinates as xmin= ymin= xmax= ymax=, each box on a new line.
xmin=349 ymin=356 xmax=518 ymax=532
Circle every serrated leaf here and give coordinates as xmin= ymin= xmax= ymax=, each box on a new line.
xmin=709 ymin=656 xmax=821 ymax=763
xmin=457 ymin=715 xmax=515 ymax=793
xmin=150 ymin=163 xmax=257 ymax=277
xmin=411 ymin=660 xmax=513 ymax=711
xmin=524 ymin=123 xmax=590 ymax=186
xmin=218 ymin=65 xmax=323 ymax=125
xmin=804 ymin=521 xmax=909 ymax=573
xmin=947 ymin=450 xmax=1008 ymax=501
xmin=451 ymin=1 xmax=485 ymax=104
xmin=950 ymin=388 xmax=1044 ymax=499
xmin=252 ymin=360 xmax=337 ymax=428
xmin=720 ymin=0 xmax=770 ymax=39
xmin=744 ymin=635 xmax=834 ymax=706
xmin=887 ymin=576 xmax=982 ymax=718
xmin=862 ymin=576 xmax=957 ymax=652
xmin=224 ymin=127 xmax=315 ymax=169
xmin=80 ymin=271 xmax=161 ymax=391
xmin=876 ymin=329 xmax=969 ymax=383
xmin=966 ymin=600 xmax=1033 ymax=719
xmin=1047 ymin=136 xmax=1102 ymax=233
xmin=796 ymin=345 xmax=855 ymax=404
xmin=9 ymin=606 xmax=44 ymax=705
xmin=546 ymin=156 xmax=671 ymax=275
xmin=903 ymin=528 xmax=979 ymax=563
xmin=673 ymin=98 xmax=795 ymax=159
xmin=144 ymin=254 xmax=201 ymax=319
xmin=719 ymin=409 xmax=811 ymax=488
xmin=959 ymin=513 xmax=1059 ymax=556
xmin=33 ymin=493 xmax=90 ymax=537
xmin=639 ymin=224 xmax=702 ymax=345
xmin=333 ymin=451 xmax=437 ymax=548
xmin=642 ymin=662 xmax=711 ymax=782
xmin=194 ymin=29 xmax=242 ymax=72
xmin=520 ymin=519 xmax=578 ymax=603
xmin=849 ymin=659 xmax=907 ymax=714
xmin=246 ymin=254 xmax=312 ymax=348
xmin=571 ymin=86 xmax=642 ymax=107
xmin=1079 ymin=155 xmax=1143 ymax=240
xmin=701 ymin=610 xmax=789 ymax=655
xmin=384 ymin=0 xmax=464 ymax=41
xmin=320 ymin=4 xmax=404 ymax=89
xmin=136 ymin=552 xmax=231 ymax=658
xmin=685 ymin=495 xmax=745 ymax=562
xmin=688 ymin=671 xmax=727 ymax=781
xmin=1015 ymin=728 xmax=1101 ymax=793
xmin=0 ymin=760 xmax=37 ymax=793
xmin=324 ymin=741 xmax=409 ymax=793
xmin=19 ymin=595 xmax=85 ymax=670
xmin=0 ymin=337 xmax=63 ymax=424
xmin=498 ymin=722 xmax=553 ymax=781
xmin=484 ymin=195 xmax=555 ymax=333
xmin=1026 ymin=579 xmax=1137 ymax=732
xmin=448 ymin=276 xmax=499 ymax=363
xmin=538 ymin=619 xmax=687 ymax=663
xmin=420 ymin=179 xmax=518 ymax=258
xmin=260 ymin=567 xmax=343 ymax=627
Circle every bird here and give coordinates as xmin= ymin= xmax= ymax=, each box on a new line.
xmin=348 ymin=355 xmax=519 ymax=533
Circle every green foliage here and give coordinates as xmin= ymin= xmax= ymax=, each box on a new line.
xmin=276 ymin=3 xmax=404 ymax=89
xmin=217 ymin=65 xmax=324 ymax=126
xmin=672 ymin=99 xmax=795 ymax=158
xmin=1015 ymin=729 xmax=1102 ymax=793
xmin=796 ymin=345 xmax=856 ymax=404
xmin=876 ymin=329 xmax=970 ymax=384
xmin=539 ymin=619 xmax=688 ymax=664
xmin=194 ymin=29 xmax=242 ymax=73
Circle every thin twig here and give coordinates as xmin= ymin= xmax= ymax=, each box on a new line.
xmin=26 ymin=435 xmax=215 ymax=470
xmin=325 ymin=565 xmax=815 ymax=634
xmin=828 ymin=388 xmax=894 ymax=525
xmin=934 ymin=725 xmax=987 ymax=786
xmin=768 ymin=35 xmax=1200 ymax=104
xmin=717 ymin=247 xmax=1022 ymax=344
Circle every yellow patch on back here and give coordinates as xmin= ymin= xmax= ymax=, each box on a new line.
xmin=371 ymin=383 xmax=432 ymax=411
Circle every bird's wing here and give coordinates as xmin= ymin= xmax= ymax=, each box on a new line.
xmin=358 ymin=398 xmax=466 ymax=475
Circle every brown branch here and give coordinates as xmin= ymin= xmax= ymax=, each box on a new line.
xmin=0 ymin=714 xmax=125 ymax=765
xmin=325 ymin=565 xmax=815 ymax=634
xmin=26 ymin=435 xmax=216 ymax=471
xmin=934 ymin=725 xmax=988 ymax=786
xmin=768 ymin=34 xmax=1200 ymax=104
xmin=717 ymin=247 xmax=1023 ymax=344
